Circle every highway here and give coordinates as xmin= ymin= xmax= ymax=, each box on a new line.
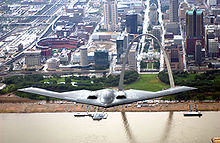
xmin=137 ymin=0 xmax=165 ymax=73
xmin=0 ymin=0 xmax=66 ymax=67
xmin=157 ymin=0 xmax=165 ymax=72
xmin=137 ymin=0 xmax=150 ymax=73
xmin=180 ymin=22 xmax=187 ymax=71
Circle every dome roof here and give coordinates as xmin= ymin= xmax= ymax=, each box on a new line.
xmin=180 ymin=2 xmax=188 ymax=8
xmin=150 ymin=3 xmax=157 ymax=9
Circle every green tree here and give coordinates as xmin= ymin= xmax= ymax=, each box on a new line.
xmin=140 ymin=61 xmax=147 ymax=69
xmin=65 ymin=77 xmax=71 ymax=84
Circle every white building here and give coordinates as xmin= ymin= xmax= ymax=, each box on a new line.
xmin=24 ymin=50 xmax=41 ymax=67
xmin=128 ymin=46 xmax=137 ymax=70
xmin=80 ymin=46 xmax=88 ymax=66
xmin=47 ymin=58 xmax=60 ymax=71
xmin=207 ymin=0 xmax=217 ymax=6
xmin=104 ymin=0 xmax=119 ymax=31
xmin=208 ymin=38 xmax=219 ymax=58
xmin=174 ymin=35 xmax=183 ymax=45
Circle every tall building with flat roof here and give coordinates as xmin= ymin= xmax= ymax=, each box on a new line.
xmin=208 ymin=38 xmax=219 ymax=58
xmin=116 ymin=33 xmax=128 ymax=63
xmin=149 ymin=3 xmax=158 ymax=25
xmin=169 ymin=0 xmax=179 ymax=22
xmin=128 ymin=47 xmax=137 ymax=70
xmin=165 ymin=44 xmax=184 ymax=71
xmin=24 ymin=51 xmax=41 ymax=67
xmin=125 ymin=13 xmax=138 ymax=34
xmin=104 ymin=0 xmax=118 ymax=31
xmin=94 ymin=49 xmax=109 ymax=68
xmin=195 ymin=40 xmax=202 ymax=65
xmin=47 ymin=58 xmax=60 ymax=71
xmin=80 ymin=46 xmax=88 ymax=66
xmin=186 ymin=10 xmax=204 ymax=38
xmin=186 ymin=9 xmax=205 ymax=57
xmin=152 ymin=25 xmax=162 ymax=42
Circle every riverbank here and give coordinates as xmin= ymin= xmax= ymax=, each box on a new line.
xmin=1 ymin=102 xmax=220 ymax=113
xmin=1 ymin=93 xmax=220 ymax=113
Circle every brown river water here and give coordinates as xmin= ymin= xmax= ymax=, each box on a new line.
xmin=0 ymin=112 xmax=220 ymax=143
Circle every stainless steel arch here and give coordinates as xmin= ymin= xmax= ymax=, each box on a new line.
xmin=118 ymin=33 xmax=175 ymax=91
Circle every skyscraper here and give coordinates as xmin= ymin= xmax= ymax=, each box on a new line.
xmin=195 ymin=40 xmax=202 ymax=65
xmin=125 ymin=13 xmax=138 ymax=34
xmin=186 ymin=10 xmax=204 ymax=38
xmin=104 ymin=0 xmax=118 ymax=31
xmin=169 ymin=0 xmax=179 ymax=22
xmin=116 ymin=33 xmax=129 ymax=63
xmin=128 ymin=47 xmax=137 ymax=71
xmin=94 ymin=49 xmax=109 ymax=68
xmin=149 ymin=3 xmax=158 ymax=25
xmin=186 ymin=9 xmax=205 ymax=57
xmin=80 ymin=46 xmax=88 ymax=66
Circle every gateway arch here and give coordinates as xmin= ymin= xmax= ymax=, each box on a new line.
xmin=118 ymin=33 xmax=175 ymax=91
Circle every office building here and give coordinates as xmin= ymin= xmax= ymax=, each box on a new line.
xmin=165 ymin=44 xmax=184 ymax=71
xmin=128 ymin=47 xmax=137 ymax=70
xmin=94 ymin=49 xmax=109 ymax=68
xmin=165 ymin=22 xmax=180 ymax=35
xmin=116 ymin=36 xmax=124 ymax=63
xmin=186 ymin=9 xmax=205 ymax=57
xmin=47 ymin=58 xmax=60 ymax=71
xmin=152 ymin=26 xmax=162 ymax=42
xmin=80 ymin=46 xmax=88 ymax=66
xmin=208 ymin=38 xmax=219 ymax=58
xmin=149 ymin=3 xmax=158 ymax=25
xmin=125 ymin=13 xmax=138 ymax=34
xmin=24 ymin=51 xmax=41 ymax=67
xmin=169 ymin=0 xmax=179 ymax=22
xmin=186 ymin=10 xmax=204 ymax=38
xmin=195 ymin=40 xmax=202 ymax=65
xmin=104 ymin=0 xmax=118 ymax=31
xmin=116 ymin=32 xmax=129 ymax=63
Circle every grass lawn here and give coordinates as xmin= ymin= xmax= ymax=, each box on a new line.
xmin=42 ymin=77 xmax=80 ymax=83
xmin=124 ymin=74 xmax=170 ymax=91
xmin=147 ymin=63 xmax=153 ymax=69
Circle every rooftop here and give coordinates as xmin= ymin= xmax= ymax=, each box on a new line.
xmin=186 ymin=9 xmax=203 ymax=15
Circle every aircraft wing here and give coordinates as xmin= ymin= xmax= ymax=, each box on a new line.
xmin=18 ymin=87 xmax=105 ymax=107
xmin=18 ymin=86 xmax=196 ymax=108
xmin=106 ymin=86 xmax=196 ymax=107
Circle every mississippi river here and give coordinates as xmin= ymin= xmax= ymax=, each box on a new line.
xmin=0 ymin=112 xmax=220 ymax=143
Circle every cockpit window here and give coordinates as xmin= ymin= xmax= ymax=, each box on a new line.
xmin=87 ymin=96 xmax=97 ymax=99
xmin=116 ymin=95 xmax=126 ymax=99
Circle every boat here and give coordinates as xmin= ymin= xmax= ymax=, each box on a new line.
xmin=92 ymin=112 xmax=108 ymax=120
xmin=103 ymin=113 xmax=108 ymax=119
xmin=183 ymin=104 xmax=202 ymax=117
xmin=183 ymin=111 xmax=202 ymax=117
xmin=74 ymin=112 xmax=89 ymax=117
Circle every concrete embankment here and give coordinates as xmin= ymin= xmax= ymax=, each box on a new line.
xmin=0 ymin=102 xmax=220 ymax=113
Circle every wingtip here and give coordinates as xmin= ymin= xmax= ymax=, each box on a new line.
xmin=17 ymin=88 xmax=24 ymax=92
xmin=17 ymin=87 xmax=33 ymax=92
xmin=190 ymin=87 xmax=197 ymax=90
xmin=177 ymin=86 xmax=197 ymax=91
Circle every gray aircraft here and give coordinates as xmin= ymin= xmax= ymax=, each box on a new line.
xmin=18 ymin=86 xmax=195 ymax=108
xmin=18 ymin=34 xmax=196 ymax=108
